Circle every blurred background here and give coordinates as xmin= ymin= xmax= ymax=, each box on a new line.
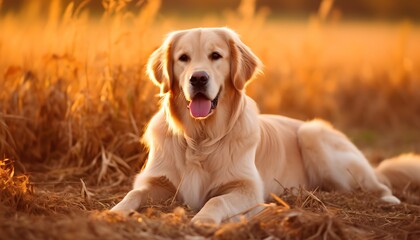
xmin=3 ymin=0 xmax=420 ymax=19
xmin=0 ymin=0 xmax=419 ymax=182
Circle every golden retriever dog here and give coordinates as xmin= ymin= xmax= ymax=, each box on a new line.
xmin=111 ymin=27 xmax=420 ymax=225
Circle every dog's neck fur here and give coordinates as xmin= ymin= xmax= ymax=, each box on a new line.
xmin=162 ymin=87 xmax=246 ymax=162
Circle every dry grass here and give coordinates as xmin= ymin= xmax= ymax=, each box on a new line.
xmin=1 ymin=159 xmax=419 ymax=239
xmin=1 ymin=0 xmax=420 ymax=239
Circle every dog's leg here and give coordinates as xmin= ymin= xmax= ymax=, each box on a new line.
xmin=110 ymin=176 xmax=176 ymax=215
xmin=191 ymin=180 xmax=263 ymax=225
xmin=297 ymin=120 xmax=400 ymax=204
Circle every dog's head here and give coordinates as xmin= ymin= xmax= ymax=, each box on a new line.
xmin=147 ymin=27 xmax=261 ymax=120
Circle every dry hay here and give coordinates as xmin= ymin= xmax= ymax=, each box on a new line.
xmin=1 ymin=159 xmax=420 ymax=240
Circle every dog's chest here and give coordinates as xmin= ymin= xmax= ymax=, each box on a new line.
xmin=179 ymin=165 xmax=211 ymax=210
xmin=176 ymin=140 xmax=225 ymax=210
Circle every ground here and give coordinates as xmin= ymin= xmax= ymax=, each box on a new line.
xmin=1 ymin=158 xmax=420 ymax=240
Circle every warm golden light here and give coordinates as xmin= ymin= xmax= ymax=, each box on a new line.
xmin=0 ymin=0 xmax=419 ymax=239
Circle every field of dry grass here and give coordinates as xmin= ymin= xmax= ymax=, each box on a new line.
xmin=1 ymin=0 xmax=420 ymax=239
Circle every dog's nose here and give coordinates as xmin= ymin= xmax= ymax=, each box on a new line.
xmin=190 ymin=71 xmax=209 ymax=87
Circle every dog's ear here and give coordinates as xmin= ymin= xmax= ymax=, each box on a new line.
xmin=147 ymin=32 xmax=178 ymax=94
xmin=228 ymin=30 xmax=262 ymax=90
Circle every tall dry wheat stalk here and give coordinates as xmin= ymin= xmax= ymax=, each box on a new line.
xmin=0 ymin=0 xmax=163 ymax=184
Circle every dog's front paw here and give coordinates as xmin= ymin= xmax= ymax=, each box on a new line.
xmin=191 ymin=215 xmax=218 ymax=227
xmin=110 ymin=205 xmax=135 ymax=217
xmin=381 ymin=195 xmax=401 ymax=204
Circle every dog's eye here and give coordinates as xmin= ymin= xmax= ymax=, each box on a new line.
xmin=210 ymin=52 xmax=222 ymax=61
xmin=179 ymin=54 xmax=190 ymax=62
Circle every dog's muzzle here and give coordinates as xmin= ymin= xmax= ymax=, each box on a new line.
xmin=190 ymin=71 xmax=209 ymax=90
xmin=185 ymin=71 xmax=220 ymax=119
xmin=187 ymin=89 xmax=221 ymax=119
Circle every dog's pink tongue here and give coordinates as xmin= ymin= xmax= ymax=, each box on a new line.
xmin=189 ymin=96 xmax=211 ymax=118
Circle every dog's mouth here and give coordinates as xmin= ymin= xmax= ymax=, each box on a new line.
xmin=187 ymin=90 xmax=220 ymax=119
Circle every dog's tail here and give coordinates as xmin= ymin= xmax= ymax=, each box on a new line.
xmin=375 ymin=153 xmax=420 ymax=191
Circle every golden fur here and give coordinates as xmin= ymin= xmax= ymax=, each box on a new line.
xmin=111 ymin=27 xmax=420 ymax=225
